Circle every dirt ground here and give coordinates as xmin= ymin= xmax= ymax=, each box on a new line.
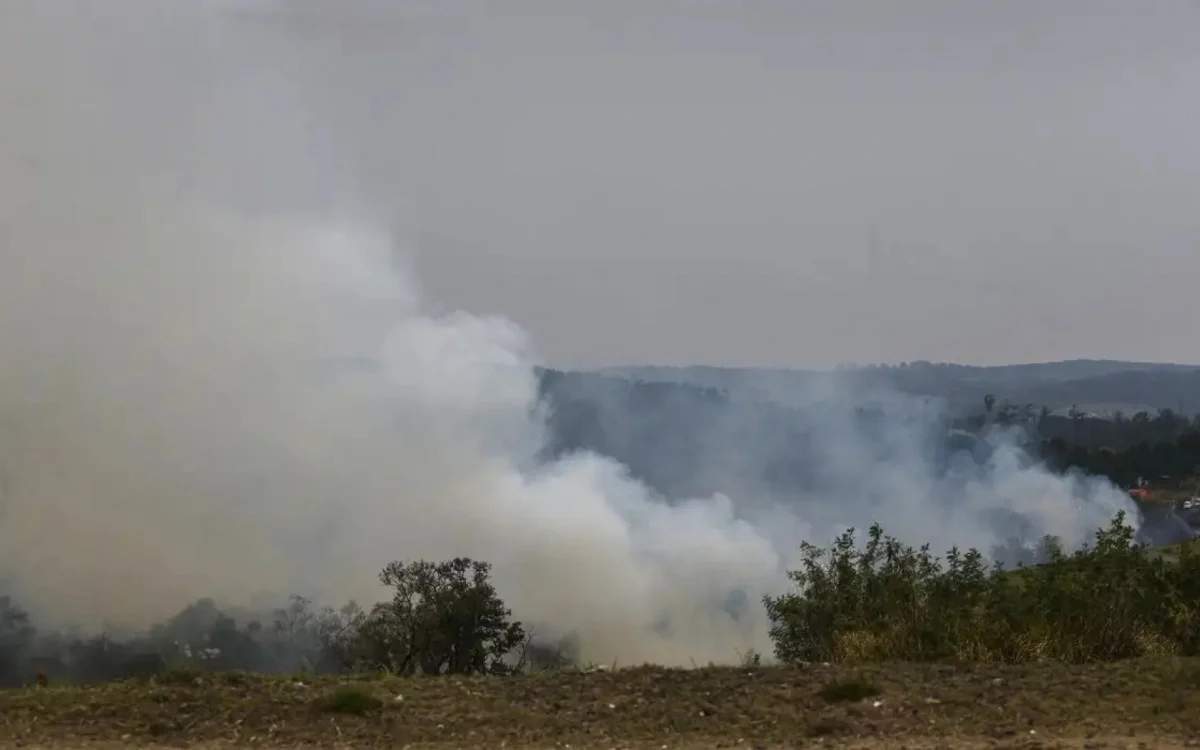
xmin=3 ymin=658 xmax=1200 ymax=748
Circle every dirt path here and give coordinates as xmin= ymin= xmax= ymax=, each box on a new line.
xmin=3 ymin=658 xmax=1200 ymax=748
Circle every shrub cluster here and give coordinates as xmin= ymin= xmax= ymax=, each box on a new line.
xmin=765 ymin=512 xmax=1200 ymax=664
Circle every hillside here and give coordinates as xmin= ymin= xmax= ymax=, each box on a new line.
xmin=597 ymin=360 xmax=1200 ymax=414
xmin=3 ymin=659 xmax=1200 ymax=748
xmin=536 ymin=369 xmax=978 ymax=507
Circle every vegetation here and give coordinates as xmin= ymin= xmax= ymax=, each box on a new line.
xmin=1039 ymin=406 xmax=1200 ymax=450
xmin=765 ymin=512 xmax=1200 ymax=664
xmin=1042 ymin=427 xmax=1200 ymax=488
xmin=315 ymin=686 xmax=383 ymax=715
xmin=0 ymin=557 xmax=526 ymax=687
xmin=5 ymin=659 xmax=1200 ymax=747
xmin=818 ymin=677 xmax=881 ymax=703
xmin=355 ymin=558 xmax=526 ymax=676
xmin=5 ymin=510 xmax=1200 ymax=692
xmin=960 ymin=392 xmax=1200 ymax=488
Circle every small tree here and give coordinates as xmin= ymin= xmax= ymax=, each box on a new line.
xmin=314 ymin=602 xmax=367 ymax=672
xmin=359 ymin=558 xmax=524 ymax=675
xmin=270 ymin=595 xmax=320 ymax=672
xmin=267 ymin=595 xmax=368 ymax=673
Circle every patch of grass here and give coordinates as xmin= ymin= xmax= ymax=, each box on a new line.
xmin=1169 ymin=662 xmax=1200 ymax=688
xmin=1158 ymin=661 xmax=1200 ymax=714
xmin=315 ymin=686 xmax=383 ymax=715
xmin=737 ymin=648 xmax=762 ymax=668
xmin=4 ymin=659 xmax=1200 ymax=748
xmin=818 ymin=677 xmax=881 ymax=703
xmin=147 ymin=720 xmax=174 ymax=737
xmin=807 ymin=716 xmax=851 ymax=737
xmin=155 ymin=667 xmax=203 ymax=686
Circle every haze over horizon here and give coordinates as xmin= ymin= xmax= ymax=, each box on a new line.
xmin=5 ymin=1 xmax=1200 ymax=370
xmin=583 ymin=357 xmax=1200 ymax=372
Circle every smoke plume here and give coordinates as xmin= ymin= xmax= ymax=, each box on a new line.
xmin=0 ymin=1 xmax=1136 ymax=664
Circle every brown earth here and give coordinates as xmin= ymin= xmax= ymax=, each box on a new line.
xmin=3 ymin=658 xmax=1200 ymax=748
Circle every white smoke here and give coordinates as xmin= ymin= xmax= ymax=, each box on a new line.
xmin=0 ymin=209 xmax=1136 ymax=664
xmin=0 ymin=1 xmax=1136 ymax=665
xmin=0 ymin=210 xmax=784 ymax=662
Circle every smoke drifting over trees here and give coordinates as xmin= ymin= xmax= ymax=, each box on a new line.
xmin=0 ymin=1 xmax=1139 ymax=668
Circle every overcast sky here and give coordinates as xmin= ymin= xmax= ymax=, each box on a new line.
xmin=4 ymin=1 xmax=1199 ymax=368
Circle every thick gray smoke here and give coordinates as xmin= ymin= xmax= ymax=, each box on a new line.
xmin=0 ymin=1 xmax=1135 ymax=665
xmin=0 ymin=213 xmax=786 ymax=663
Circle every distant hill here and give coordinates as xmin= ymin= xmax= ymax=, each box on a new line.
xmin=596 ymin=360 xmax=1200 ymax=415
xmin=535 ymin=367 xmax=984 ymax=505
xmin=535 ymin=362 xmax=1200 ymax=548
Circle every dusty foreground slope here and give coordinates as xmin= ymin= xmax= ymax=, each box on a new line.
xmin=3 ymin=658 xmax=1200 ymax=749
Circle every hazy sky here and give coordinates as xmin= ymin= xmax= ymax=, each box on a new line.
xmin=4 ymin=1 xmax=1199 ymax=368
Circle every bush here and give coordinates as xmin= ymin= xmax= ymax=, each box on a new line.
xmin=764 ymin=522 xmax=992 ymax=663
xmin=765 ymin=512 xmax=1200 ymax=664
xmin=355 ymin=558 xmax=526 ymax=675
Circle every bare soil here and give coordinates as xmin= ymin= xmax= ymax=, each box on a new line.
xmin=3 ymin=658 xmax=1200 ymax=748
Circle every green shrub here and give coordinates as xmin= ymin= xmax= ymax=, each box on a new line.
xmin=765 ymin=512 xmax=1200 ymax=665
xmin=355 ymin=558 xmax=526 ymax=676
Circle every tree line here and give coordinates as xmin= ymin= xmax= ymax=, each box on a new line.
xmin=6 ymin=510 xmax=1200 ymax=685
xmin=966 ymin=394 xmax=1200 ymax=488
xmin=0 ymin=558 xmax=557 ymax=687
xmin=1039 ymin=429 xmax=1200 ymax=489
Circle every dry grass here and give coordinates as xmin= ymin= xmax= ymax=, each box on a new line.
xmin=817 ymin=676 xmax=881 ymax=703
xmin=2 ymin=658 xmax=1200 ymax=748
xmin=315 ymin=686 xmax=384 ymax=715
